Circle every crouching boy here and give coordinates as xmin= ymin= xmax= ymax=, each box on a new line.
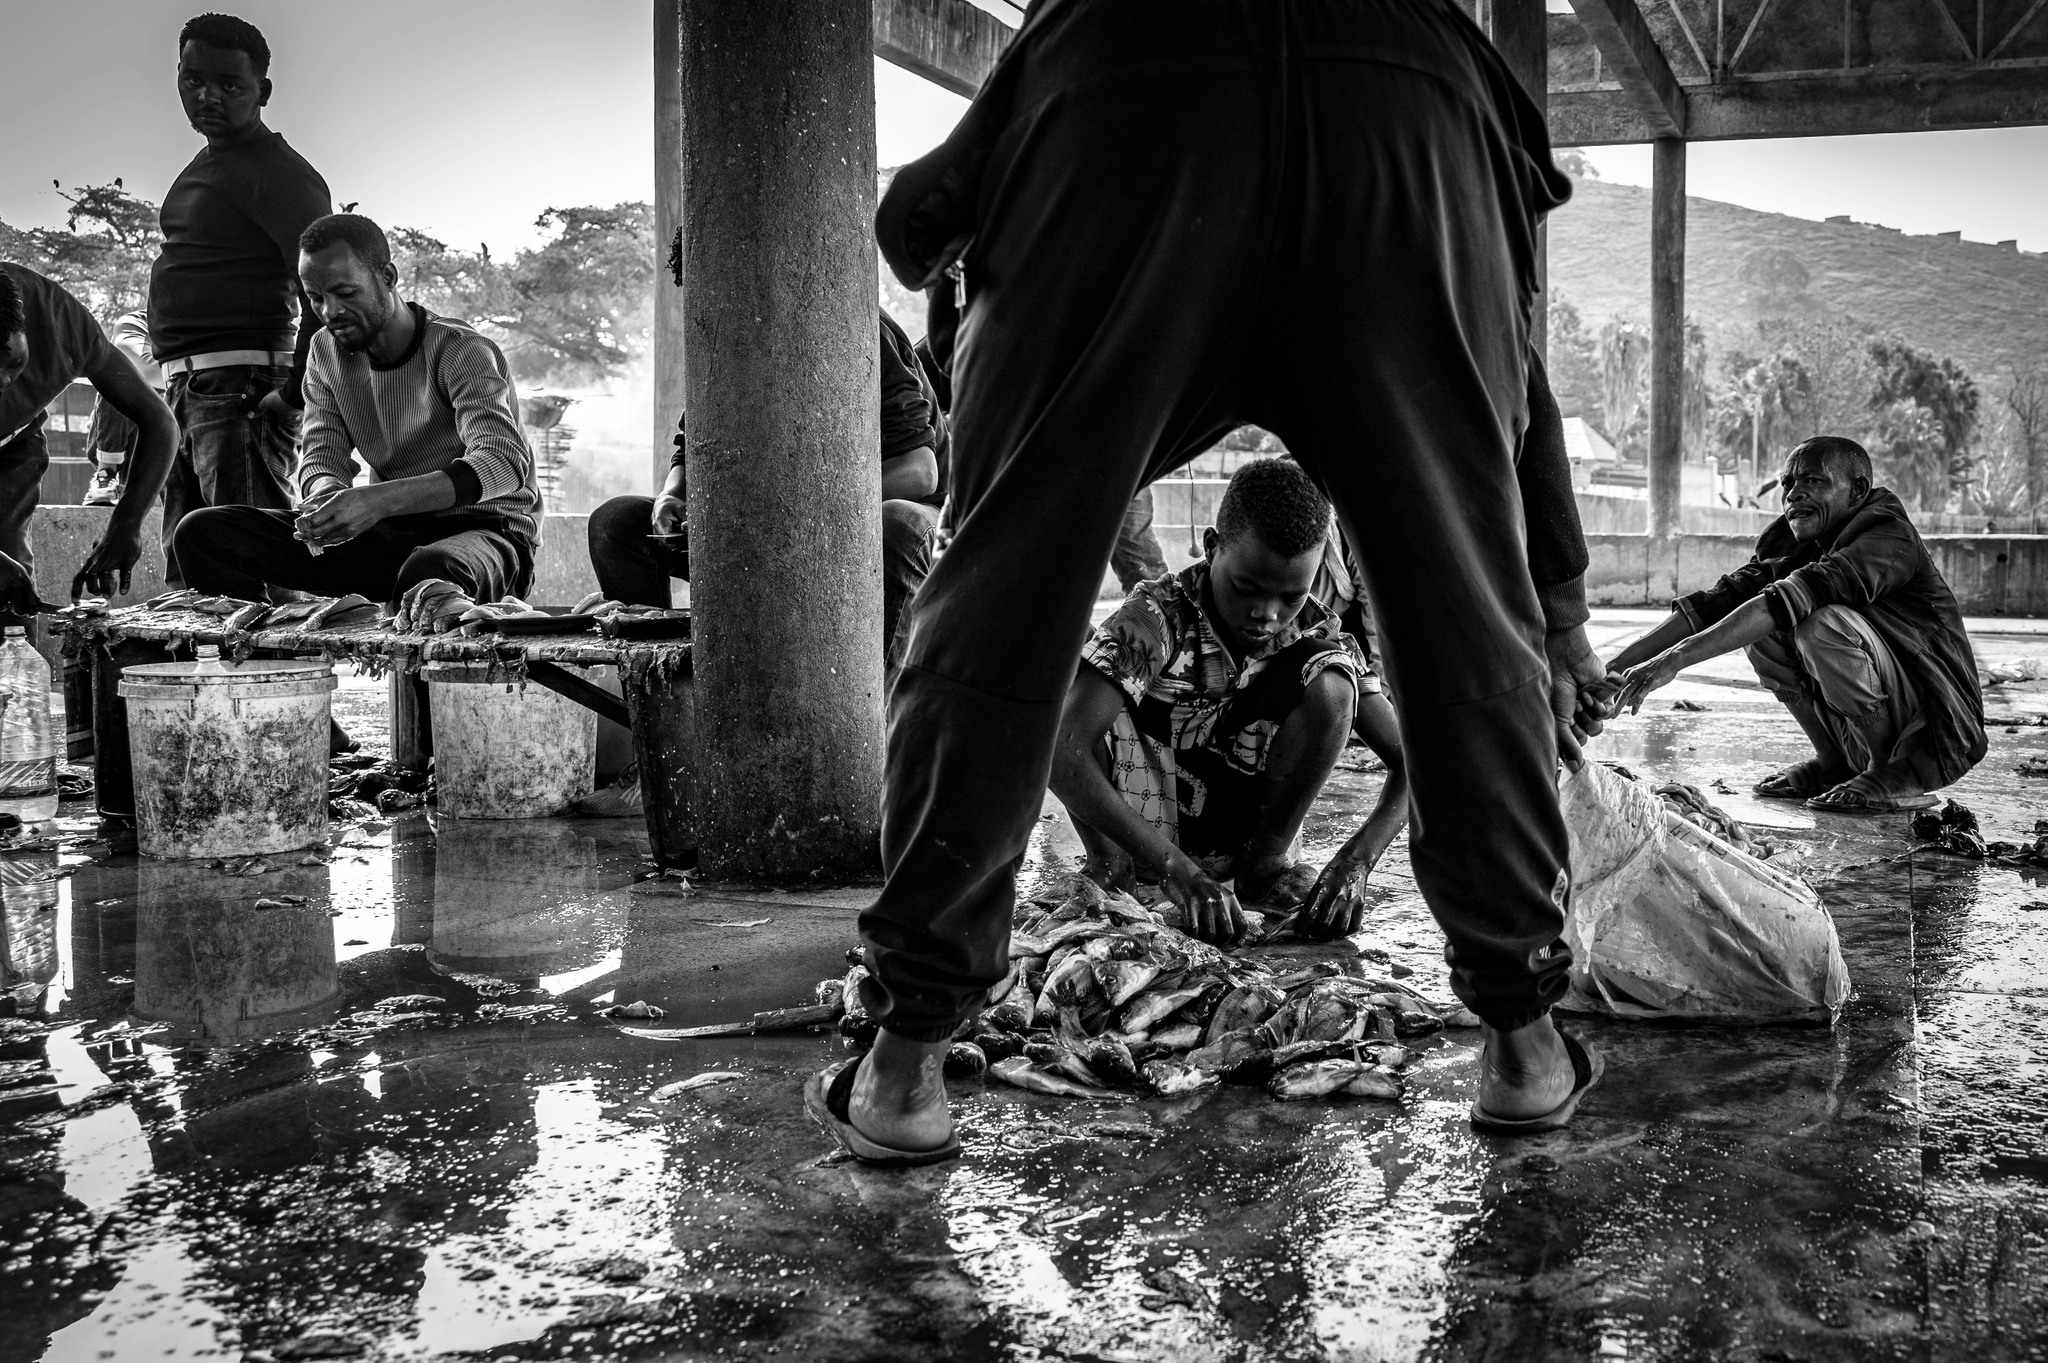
xmin=1050 ymin=458 xmax=1407 ymax=946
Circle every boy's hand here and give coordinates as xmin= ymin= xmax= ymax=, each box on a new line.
xmin=1299 ymin=849 xmax=1370 ymax=940
xmin=1163 ymin=857 xmax=1244 ymax=946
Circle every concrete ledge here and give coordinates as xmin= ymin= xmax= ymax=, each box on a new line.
xmin=1585 ymin=531 xmax=2048 ymax=617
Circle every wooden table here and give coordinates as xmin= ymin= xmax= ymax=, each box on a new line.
xmin=56 ymin=607 xmax=697 ymax=868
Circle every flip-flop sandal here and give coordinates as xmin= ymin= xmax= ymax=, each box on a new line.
xmin=1804 ymin=781 xmax=1940 ymax=814
xmin=803 ymin=1057 xmax=961 ymax=1168
xmin=1753 ymin=760 xmax=1844 ymax=800
xmin=1469 ymin=1026 xmax=1605 ymax=1135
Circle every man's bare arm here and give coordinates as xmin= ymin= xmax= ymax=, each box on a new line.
xmin=1612 ymin=594 xmax=1775 ymax=714
xmin=880 ymin=448 xmax=937 ymax=503
xmin=72 ymin=350 xmax=179 ymax=598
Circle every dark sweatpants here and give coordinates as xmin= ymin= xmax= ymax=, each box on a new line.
xmin=861 ymin=0 xmax=1575 ymax=1040
xmin=174 ymin=506 xmax=531 ymax=604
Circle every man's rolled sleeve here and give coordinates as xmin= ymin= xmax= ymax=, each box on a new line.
xmin=1080 ymin=592 xmax=1173 ymax=705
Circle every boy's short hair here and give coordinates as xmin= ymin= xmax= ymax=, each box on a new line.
xmin=179 ymin=13 xmax=271 ymax=74
xmin=1214 ymin=457 xmax=1331 ymax=558
xmin=299 ymin=214 xmax=392 ymax=270
xmin=0 ymin=269 xmax=23 ymax=340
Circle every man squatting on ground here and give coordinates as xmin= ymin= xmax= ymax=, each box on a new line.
xmin=175 ymin=214 xmax=542 ymax=610
xmin=1051 ymin=458 xmax=1410 ymax=943
xmin=586 ymin=311 xmax=948 ymax=665
xmin=150 ymin=13 xmax=332 ymax=584
xmin=1602 ymin=435 xmax=1984 ymax=811
xmin=808 ymin=0 xmax=1611 ymax=1166
xmin=0 ymin=267 xmax=179 ymax=619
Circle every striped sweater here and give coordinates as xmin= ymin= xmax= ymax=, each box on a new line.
xmin=298 ymin=305 xmax=542 ymax=550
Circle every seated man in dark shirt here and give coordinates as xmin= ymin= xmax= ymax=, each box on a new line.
xmin=1050 ymin=458 xmax=1407 ymax=944
xmin=0 ymin=265 xmax=178 ymax=619
xmin=1604 ymin=435 xmax=1984 ymax=812
xmin=587 ymin=311 xmax=946 ymax=655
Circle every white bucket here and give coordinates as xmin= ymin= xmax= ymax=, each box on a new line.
xmin=425 ymin=662 xmax=596 ymax=819
xmin=119 ymin=657 xmax=337 ymax=860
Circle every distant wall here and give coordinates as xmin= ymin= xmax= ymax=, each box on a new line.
xmin=1586 ymin=533 xmax=2048 ymax=616
xmin=1574 ymin=493 xmax=1774 ymax=537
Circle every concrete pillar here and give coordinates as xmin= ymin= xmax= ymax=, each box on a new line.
xmin=1488 ymin=0 xmax=1550 ymax=352
xmin=678 ymin=0 xmax=885 ymax=879
xmin=653 ymin=0 xmax=687 ymax=490
xmin=1649 ymin=136 xmax=1686 ymax=540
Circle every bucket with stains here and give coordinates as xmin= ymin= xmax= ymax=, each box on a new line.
xmin=424 ymin=661 xmax=596 ymax=818
xmin=118 ymin=651 xmax=336 ymax=859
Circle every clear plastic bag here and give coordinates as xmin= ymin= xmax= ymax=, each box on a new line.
xmin=1557 ymin=762 xmax=1850 ymax=1025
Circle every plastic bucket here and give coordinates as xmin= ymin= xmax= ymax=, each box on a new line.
xmin=118 ymin=658 xmax=336 ymax=859
xmin=425 ymin=662 xmax=596 ymax=819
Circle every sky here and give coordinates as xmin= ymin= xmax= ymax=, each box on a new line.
xmin=5 ymin=0 xmax=2046 ymax=254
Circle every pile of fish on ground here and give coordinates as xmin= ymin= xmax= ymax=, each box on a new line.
xmin=832 ymin=881 xmax=1480 ymax=1105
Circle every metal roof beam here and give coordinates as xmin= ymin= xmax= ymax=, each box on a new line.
xmin=874 ymin=0 xmax=1013 ymax=98
xmin=1552 ymin=64 xmax=2048 ymax=142
xmin=1564 ymin=0 xmax=1688 ymax=136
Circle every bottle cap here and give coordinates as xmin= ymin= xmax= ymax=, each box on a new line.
xmin=195 ymin=644 xmax=221 ymax=661
xmin=3 ymin=627 xmax=22 ymax=638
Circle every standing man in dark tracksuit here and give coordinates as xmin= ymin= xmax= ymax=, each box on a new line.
xmin=805 ymin=0 xmax=1609 ymax=1166
xmin=150 ymin=13 xmax=332 ymax=585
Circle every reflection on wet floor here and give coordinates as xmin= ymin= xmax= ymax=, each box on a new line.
xmin=2 ymin=668 xmax=2047 ymax=1361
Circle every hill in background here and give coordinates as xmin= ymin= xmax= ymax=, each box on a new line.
xmin=1548 ymin=178 xmax=2048 ymax=382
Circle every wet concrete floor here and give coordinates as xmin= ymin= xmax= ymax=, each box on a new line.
xmin=2 ymin=617 xmax=2047 ymax=1362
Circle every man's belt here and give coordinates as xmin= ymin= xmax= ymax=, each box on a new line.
xmin=162 ymin=349 xmax=294 ymax=375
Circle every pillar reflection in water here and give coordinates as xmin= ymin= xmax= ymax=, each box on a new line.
xmin=133 ymin=860 xmax=339 ymax=1042
xmin=66 ymin=858 xmax=139 ymax=1016
xmin=428 ymin=819 xmax=610 ymax=983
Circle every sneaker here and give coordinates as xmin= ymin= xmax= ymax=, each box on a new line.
xmin=82 ymin=466 xmax=124 ymax=506
xmin=574 ymin=769 xmax=644 ymax=818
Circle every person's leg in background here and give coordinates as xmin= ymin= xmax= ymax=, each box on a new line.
xmin=880 ymin=499 xmax=939 ymax=668
xmin=1261 ymin=5 xmax=1580 ymax=1124
xmin=587 ymin=495 xmax=689 ymax=607
xmin=0 ymin=421 xmax=50 ymax=626
xmin=1790 ymin=604 xmax=1935 ymax=808
xmin=1109 ymin=486 xmax=1170 ymax=591
xmin=82 ymin=399 xmax=134 ymax=507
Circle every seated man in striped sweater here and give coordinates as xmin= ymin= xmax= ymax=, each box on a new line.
xmin=175 ymin=213 xmax=541 ymax=609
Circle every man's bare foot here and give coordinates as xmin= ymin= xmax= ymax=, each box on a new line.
xmin=848 ymin=1030 xmax=955 ymax=1153
xmin=1234 ymin=853 xmax=1318 ymax=909
xmin=1476 ymin=1015 xmax=1576 ymax=1122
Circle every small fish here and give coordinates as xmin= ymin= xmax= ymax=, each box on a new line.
xmin=1140 ymin=1267 xmax=1213 ymax=1312
xmin=1205 ymin=982 xmax=1282 ymax=1045
xmin=1342 ymin=1068 xmax=1402 ymax=1100
xmin=692 ymin=917 xmax=770 ymax=928
xmin=600 ymin=1000 xmax=667 ymax=1020
xmin=1186 ymin=1028 xmax=1271 ymax=1076
xmin=1038 ymin=953 xmax=1099 ymax=1012
xmin=1144 ymin=1060 xmax=1219 ymax=1097
xmin=1150 ymin=1021 xmax=1204 ymax=1053
xmin=1009 ymin=932 xmax=1053 ymax=958
xmin=944 ymin=1042 xmax=989 ymax=1079
xmin=1117 ymin=984 xmax=1202 ymax=1035
xmin=651 ymin=1071 xmax=742 ymax=1099
xmin=814 ymin=978 xmax=845 ymax=1009
xmin=1079 ymin=1035 xmax=1139 ymax=1086
xmin=1440 ymin=1007 xmax=1483 ymax=1028
xmin=375 ymin=994 xmax=450 ymax=1011
xmin=1268 ymin=1058 xmax=1371 ymax=1100
xmin=1093 ymin=959 xmax=1159 ymax=1008
xmin=251 ymin=894 xmax=310 ymax=910
xmin=989 ymin=1057 xmax=1134 ymax=1101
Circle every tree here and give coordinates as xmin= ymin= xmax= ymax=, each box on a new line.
xmin=388 ymin=226 xmax=507 ymax=325
xmin=1544 ymin=292 xmax=1602 ymax=422
xmin=1736 ymin=246 xmax=1812 ymax=320
xmin=493 ymin=203 xmax=655 ymax=383
xmin=1598 ymin=316 xmax=1651 ymax=458
xmin=1867 ymin=398 xmax=1949 ymax=510
xmin=0 ymin=180 xmax=162 ymax=324
xmin=1552 ymin=148 xmax=1601 ymax=182
xmin=1866 ymin=337 xmax=1978 ymax=505
xmin=1999 ymin=367 xmax=2048 ymax=511
xmin=1754 ymin=317 xmax=1875 ymax=444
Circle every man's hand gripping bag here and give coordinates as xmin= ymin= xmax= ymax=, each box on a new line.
xmin=1558 ymin=762 xmax=1850 ymax=1024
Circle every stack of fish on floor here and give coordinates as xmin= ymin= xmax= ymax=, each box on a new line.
xmin=835 ymin=879 xmax=1479 ymax=1105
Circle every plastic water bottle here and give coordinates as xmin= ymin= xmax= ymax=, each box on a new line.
xmin=0 ymin=627 xmax=59 ymax=824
